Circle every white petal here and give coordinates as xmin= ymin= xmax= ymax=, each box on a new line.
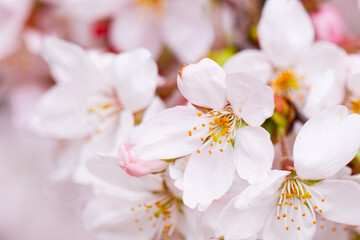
xmin=234 ymin=126 xmax=274 ymax=184
xmin=302 ymin=70 xmax=344 ymax=118
xmin=132 ymin=106 xmax=207 ymax=160
xmin=257 ymin=0 xmax=314 ymax=68
xmin=109 ymin=7 xmax=162 ymax=59
xmin=295 ymin=42 xmax=347 ymax=86
xmin=177 ymin=58 xmax=227 ymax=109
xmin=112 ymin=48 xmax=158 ymax=112
xmin=43 ymin=37 xmax=104 ymax=83
xmin=226 ymin=73 xmax=274 ymax=126
xmin=234 ymin=170 xmax=290 ymax=209
xmin=162 ymin=0 xmax=214 ymax=63
xmin=311 ymin=179 xmax=360 ymax=226
xmin=263 ymin=208 xmax=316 ymax=240
xmin=216 ymin=195 xmax=276 ymax=240
xmin=224 ymin=49 xmax=273 ymax=84
xmin=183 ymin=146 xmax=235 ymax=211
xmin=86 ymin=155 xmax=163 ymax=193
xmin=30 ymin=81 xmax=109 ymax=139
xmin=313 ymin=217 xmax=350 ymax=240
xmin=294 ymin=106 xmax=360 ymax=180
xmin=83 ymin=195 xmax=158 ymax=240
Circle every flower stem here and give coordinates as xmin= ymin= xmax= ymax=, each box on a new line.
xmin=279 ymin=134 xmax=295 ymax=171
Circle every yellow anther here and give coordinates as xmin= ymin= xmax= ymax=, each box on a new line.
xmin=197 ymin=150 xmax=200 ymax=153
xmin=321 ymin=199 xmax=325 ymax=202
xmin=270 ymin=70 xmax=299 ymax=94
xmin=202 ymin=123 xmax=205 ymax=127
xmin=153 ymin=223 xmax=157 ymax=228
xmin=210 ymin=111 xmax=214 ymax=116
xmin=313 ymin=221 xmax=316 ymax=224
xmin=214 ymin=118 xmax=220 ymax=124
xmin=220 ymin=149 xmax=223 ymax=152
xmin=277 ymin=216 xmax=281 ymax=220
xmin=321 ymin=217 xmax=325 ymax=221
xmin=197 ymin=112 xmax=202 ymax=117
xmin=131 ymin=208 xmax=134 ymax=211
xmin=314 ymin=206 xmax=317 ymax=209
xmin=285 ymin=202 xmax=288 ymax=205
xmin=200 ymin=137 xmax=204 ymax=141
xmin=283 ymin=214 xmax=286 ymax=218
xmin=139 ymin=227 xmax=143 ymax=231
xmin=210 ymin=133 xmax=215 ymax=137
xmin=302 ymin=213 xmax=306 ymax=216
xmin=289 ymin=202 xmax=293 ymax=206
xmin=278 ymin=204 xmax=282 ymax=207
xmin=222 ymin=117 xmax=230 ymax=122
xmin=286 ymin=227 xmax=289 ymax=230
xmin=209 ymin=122 xmax=214 ymax=125
xmin=188 ymin=131 xmax=192 ymax=136
xmin=332 ymin=227 xmax=336 ymax=232
xmin=219 ymin=140 xmax=222 ymax=144
xmin=209 ymin=150 xmax=212 ymax=154
xmin=135 ymin=219 xmax=139 ymax=222
xmin=319 ymin=209 xmax=323 ymax=213
xmin=210 ymin=143 xmax=214 ymax=147
xmin=102 ymin=104 xmax=111 ymax=109
xmin=320 ymin=225 xmax=324 ymax=229
xmin=294 ymin=207 xmax=298 ymax=210
xmin=297 ymin=227 xmax=300 ymax=231
xmin=344 ymin=227 xmax=348 ymax=231
xmin=217 ymin=111 xmax=221 ymax=114
xmin=282 ymin=193 xmax=285 ymax=197
xmin=193 ymin=127 xmax=197 ymax=130
xmin=351 ymin=99 xmax=360 ymax=114
xmin=291 ymin=219 xmax=294 ymax=222
xmin=286 ymin=194 xmax=292 ymax=199
xmin=209 ymin=127 xmax=213 ymax=131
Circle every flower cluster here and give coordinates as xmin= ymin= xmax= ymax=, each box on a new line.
xmin=3 ymin=0 xmax=360 ymax=239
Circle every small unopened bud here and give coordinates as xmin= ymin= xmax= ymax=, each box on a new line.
xmin=118 ymin=143 xmax=168 ymax=177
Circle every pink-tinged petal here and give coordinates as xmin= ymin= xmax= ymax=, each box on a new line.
xmin=313 ymin=217 xmax=350 ymax=240
xmin=183 ymin=146 xmax=235 ymax=211
xmin=226 ymin=73 xmax=274 ymax=126
xmin=263 ymin=208 xmax=316 ymax=240
xmin=43 ymin=37 xmax=104 ymax=83
xmin=224 ymin=49 xmax=273 ymax=84
xmin=162 ymin=0 xmax=214 ymax=63
xmin=258 ymin=0 xmax=314 ymax=68
xmin=109 ymin=7 xmax=162 ymax=59
xmin=294 ymin=106 xmax=360 ymax=180
xmin=142 ymin=97 xmax=165 ymax=122
xmin=118 ymin=143 xmax=168 ymax=177
xmin=112 ymin=48 xmax=158 ymax=112
xmin=233 ymin=126 xmax=274 ymax=184
xmin=216 ymin=194 xmax=277 ymax=240
xmin=311 ymin=179 xmax=360 ymax=226
xmin=177 ymin=58 xmax=227 ymax=109
xmin=132 ymin=106 xmax=207 ymax=160
xmin=310 ymin=3 xmax=345 ymax=44
xmin=86 ymin=155 xmax=163 ymax=193
xmin=61 ymin=0 xmax=126 ymax=21
xmin=0 ymin=0 xmax=32 ymax=60
xmin=234 ymin=170 xmax=290 ymax=209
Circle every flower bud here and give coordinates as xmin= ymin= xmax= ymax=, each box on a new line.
xmin=310 ymin=4 xmax=345 ymax=44
xmin=118 ymin=143 xmax=168 ymax=177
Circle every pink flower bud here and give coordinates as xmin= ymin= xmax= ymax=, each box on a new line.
xmin=310 ymin=4 xmax=346 ymax=44
xmin=118 ymin=143 xmax=168 ymax=177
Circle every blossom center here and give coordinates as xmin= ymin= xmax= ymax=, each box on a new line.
xmin=270 ymin=70 xmax=300 ymax=95
xmin=276 ymin=178 xmax=325 ymax=231
xmin=350 ymin=99 xmax=360 ymax=114
xmin=135 ymin=0 xmax=165 ymax=16
xmin=130 ymin=184 xmax=182 ymax=239
xmin=189 ymin=109 xmax=240 ymax=154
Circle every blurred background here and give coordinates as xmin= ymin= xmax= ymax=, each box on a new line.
xmin=1 ymin=0 xmax=360 ymax=239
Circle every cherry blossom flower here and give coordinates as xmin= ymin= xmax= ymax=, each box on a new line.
xmin=83 ymin=155 xmax=205 ymax=240
xmin=132 ymin=58 xmax=274 ymax=210
xmin=224 ymin=0 xmax=347 ymax=119
xmin=216 ymin=106 xmax=360 ymax=240
xmin=345 ymin=54 xmax=360 ymax=113
xmin=31 ymin=36 xmax=159 ymax=142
